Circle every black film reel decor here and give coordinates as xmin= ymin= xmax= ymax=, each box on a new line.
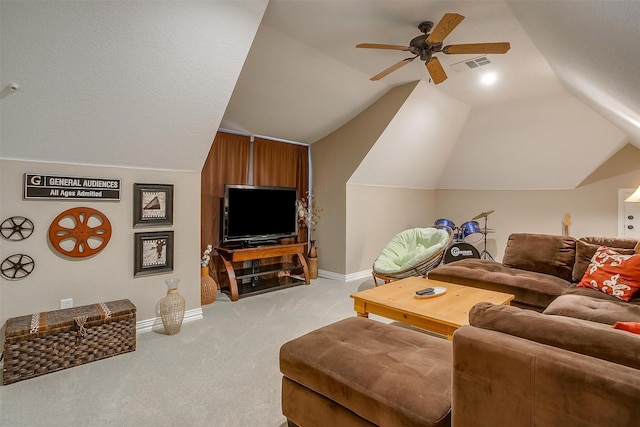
xmin=1 ymin=216 xmax=35 ymax=241
xmin=1 ymin=254 xmax=35 ymax=280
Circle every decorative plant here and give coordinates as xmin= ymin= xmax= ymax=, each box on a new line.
xmin=297 ymin=192 xmax=322 ymax=237
xmin=201 ymin=244 xmax=213 ymax=267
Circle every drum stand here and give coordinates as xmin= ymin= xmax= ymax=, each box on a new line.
xmin=473 ymin=211 xmax=495 ymax=261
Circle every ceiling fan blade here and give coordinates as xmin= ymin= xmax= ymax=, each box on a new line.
xmin=426 ymin=57 xmax=447 ymax=85
xmin=443 ymin=42 xmax=511 ymax=54
xmin=370 ymin=57 xmax=415 ymax=81
xmin=356 ymin=43 xmax=410 ymax=51
xmin=426 ymin=13 xmax=465 ymax=44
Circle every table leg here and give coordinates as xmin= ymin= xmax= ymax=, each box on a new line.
xmin=353 ymin=300 xmax=369 ymax=318
xmin=296 ymin=253 xmax=310 ymax=284
xmin=219 ymin=255 xmax=239 ymax=302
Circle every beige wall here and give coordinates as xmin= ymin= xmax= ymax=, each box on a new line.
xmin=346 ymin=184 xmax=436 ymax=273
xmin=0 ymin=160 xmax=201 ymax=325
xmin=312 ymin=81 xmax=419 ymax=273
xmin=338 ymin=144 xmax=640 ymax=274
xmin=435 ymin=144 xmax=640 ymax=262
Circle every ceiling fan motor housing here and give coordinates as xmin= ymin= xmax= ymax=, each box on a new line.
xmin=418 ymin=20 xmax=434 ymax=34
xmin=409 ymin=34 xmax=442 ymax=61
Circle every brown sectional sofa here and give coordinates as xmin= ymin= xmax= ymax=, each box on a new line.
xmin=453 ymin=303 xmax=640 ymax=427
xmin=428 ymin=233 xmax=640 ymax=311
xmin=279 ymin=233 xmax=640 ymax=426
xmin=280 ymin=302 xmax=640 ymax=427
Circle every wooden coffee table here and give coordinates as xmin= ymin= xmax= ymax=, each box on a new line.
xmin=351 ymin=276 xmax=514 ymax=340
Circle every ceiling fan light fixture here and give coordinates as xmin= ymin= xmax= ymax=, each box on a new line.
xmin=481 ymin=72 xmax=497 ymax=85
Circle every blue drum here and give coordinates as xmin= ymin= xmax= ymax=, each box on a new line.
xmin=443 ymin=242 xmax=480 ymax=264
xmin=434 ymin=218 xmax=455 ymax=231
xmin=460 ymin=221 xmax=482 ymax=243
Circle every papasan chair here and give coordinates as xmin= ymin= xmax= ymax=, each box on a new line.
xmin=372 ymin=226 xmax=453 ymax=285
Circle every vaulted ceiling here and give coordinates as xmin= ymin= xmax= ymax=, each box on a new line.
xmin=221 ymin=0 xmax=640 ymax=190
xmin=2 ymin=1 xmax=639 ymax=192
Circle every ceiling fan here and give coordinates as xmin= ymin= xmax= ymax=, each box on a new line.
xmin=356 ymin=13 xmax=510 ymax=84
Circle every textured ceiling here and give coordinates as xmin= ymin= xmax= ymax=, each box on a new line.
xmin=1 ymin=1 xmax=268 ymax=171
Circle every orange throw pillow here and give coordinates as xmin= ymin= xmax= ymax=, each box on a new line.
xmin=613 ymin=322 xmax=640 ymax=334
xmin=577 ymin=246 xmax=640 ymax=301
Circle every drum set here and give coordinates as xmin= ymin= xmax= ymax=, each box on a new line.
xmin=434 ymin=210 xmax=495 ymax=263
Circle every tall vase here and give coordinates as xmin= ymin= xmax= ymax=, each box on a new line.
xmin=308 ymin=240 xmax=318 ymax=258
xmin=308 ymin=240 xmax=318 ymax=279
xmin=159 ymin=278 xmax=185 ymax=335
xmin=201 ymin=266 xmax=217 ymax=305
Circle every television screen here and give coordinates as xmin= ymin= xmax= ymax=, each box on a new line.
xmin=222 ymin=184 xmax=298 ymax=245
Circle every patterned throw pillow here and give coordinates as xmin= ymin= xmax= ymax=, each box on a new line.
xmin=613 ymin=322 xmax=640 ymax=334
xmin=577 ymin=246 xmax=640 ymax=301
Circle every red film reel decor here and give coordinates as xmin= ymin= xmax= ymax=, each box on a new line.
xmin=48 ymin=207 xmax=112 ymax=258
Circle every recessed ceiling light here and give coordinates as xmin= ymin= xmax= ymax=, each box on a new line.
xmin=481 ymin=73 xmax=497 ymax=85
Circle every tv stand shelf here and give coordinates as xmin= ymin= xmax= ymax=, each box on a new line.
xmin=215 ymin=243 xmax=310 ymax=301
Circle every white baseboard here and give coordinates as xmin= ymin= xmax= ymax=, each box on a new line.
xmin=136 ymin=307 xmax=203 ymax=334
xmin=318 ymin=269 xmax=372 ymax=282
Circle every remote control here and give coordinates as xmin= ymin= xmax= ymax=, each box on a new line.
xmin=415 ymin=287 xmax=435 ymax=296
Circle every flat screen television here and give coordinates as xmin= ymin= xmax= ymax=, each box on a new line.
xmin=221 ymin=184 xmax=298 ymax=245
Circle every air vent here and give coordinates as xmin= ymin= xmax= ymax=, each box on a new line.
xmin=450 ymin=56 xmax=492 ymax=73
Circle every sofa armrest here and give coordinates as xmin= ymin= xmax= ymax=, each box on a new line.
xmin=469 ymin=302 xmax=640 ymax=370
xmin=452 ymin=325 xmax=640 ymax=427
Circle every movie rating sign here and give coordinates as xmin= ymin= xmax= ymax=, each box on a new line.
xmin=24 ymin=173 xmax=121 ymax=201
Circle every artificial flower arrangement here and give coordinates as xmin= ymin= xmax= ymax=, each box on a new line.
xmin=297 ymin=191 xmax=322 ymax=235
xmin=201 ymin=244 xmax=213 ymax=267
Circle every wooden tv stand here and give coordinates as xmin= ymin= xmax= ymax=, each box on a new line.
xmin=215 ymin=243 xmax=310 ymax=301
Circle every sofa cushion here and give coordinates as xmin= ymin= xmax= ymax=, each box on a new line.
xmin=502 ymin=233 xmax=576 ymax=282
xmin=562 ymin=285 xmax=640 ymax=305
xmin=544 ymin=294 xmax=640 ymax=325
xmin=576 ymin=246 xmax=640 ymax=301
xmin=280 ymin=317 xmax=452 ymax=427
xmin=469 ymin=302 xmax=640 ymax=370
xmin=572 ymin=238 xmax=637 ymax=282
xmin=428 ymin=258 xmax=571 ymax=309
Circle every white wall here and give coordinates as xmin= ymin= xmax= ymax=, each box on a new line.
xmin=0 ymin=160 xmax=201 ymax=325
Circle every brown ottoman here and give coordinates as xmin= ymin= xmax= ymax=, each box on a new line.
xmin=279 ymin=317 xmax=452 ymax=427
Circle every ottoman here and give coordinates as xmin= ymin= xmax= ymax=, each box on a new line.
xmin=279 ymin=317 xmax=452 ymax=427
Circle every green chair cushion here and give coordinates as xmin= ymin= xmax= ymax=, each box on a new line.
xmin=373 ymin=228 xmax=449 ymax=275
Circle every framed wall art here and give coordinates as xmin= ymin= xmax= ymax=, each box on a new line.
xmin=134 ymin=231 xmax=174 ymax=276
xmin=133 ymin=183 xmax=173 ymax=227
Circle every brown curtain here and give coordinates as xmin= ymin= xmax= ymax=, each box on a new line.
xmin=253 ymin=137 xmax=309 ymax=242
xmin=201 ymin=132 xmax=251 ymax=251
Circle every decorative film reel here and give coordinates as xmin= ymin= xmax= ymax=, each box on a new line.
xmin=1 ymin=216 xmax=34 ymax=241
xmin=1 ymin=254 xmax=35 ymax=280
xmin=48 ymin=207 xmax=112 ymax=258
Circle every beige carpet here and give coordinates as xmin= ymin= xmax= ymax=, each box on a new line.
xmin=0 ymin=277 xmax=380 ymax=427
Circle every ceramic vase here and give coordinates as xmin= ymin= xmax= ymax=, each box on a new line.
xmin=201 ymin=266 xmax=217 ymax=305
xmin=308 ymin=240 xmax=318 ymax=279
xmin=308 ymin=240 xmax=318 ymax=258
xmin=159 ymin=278 xmax=185 ymax=335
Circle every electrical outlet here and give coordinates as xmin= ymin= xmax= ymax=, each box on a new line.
xmin=60 ymin=298 xmax=73 ymax=309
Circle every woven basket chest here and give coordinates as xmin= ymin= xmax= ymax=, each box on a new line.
xmin=2 ymin=299 xmax=136 ymax=385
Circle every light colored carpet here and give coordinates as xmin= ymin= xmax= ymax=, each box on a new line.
xmin=0 ymin=277 xmax=384 ymax=427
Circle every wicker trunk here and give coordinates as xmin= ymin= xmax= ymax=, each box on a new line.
xmin=2 ymin=299 xmax=136 ymax=385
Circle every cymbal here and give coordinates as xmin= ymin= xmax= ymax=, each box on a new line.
xmin=472 ymin=210 xmax=495 ymax=220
